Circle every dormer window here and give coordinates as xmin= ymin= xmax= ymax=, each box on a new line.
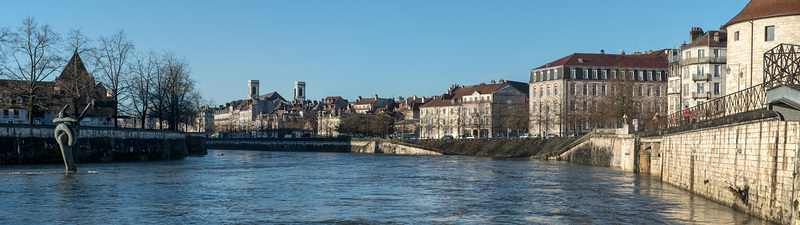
xmin=5 ymin=97 xmax=11 ymax=104
xmin=15 ymin=97 xmax=22 ymax=104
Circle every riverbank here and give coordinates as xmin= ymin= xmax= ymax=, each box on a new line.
xmin=407 ymin=137 xmax=580 ymax=158
xmin=0 ymin=124 xmax=206 ymax=165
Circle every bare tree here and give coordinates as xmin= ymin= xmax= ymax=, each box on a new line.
xmin=128 ymin=50 xmax=159 ymax=128
xmin=95 ymin=30 xmax=134 ymax=127
xmin=152 ymin=52 xmax=202 ymax=131
xmin=0 ymin=16 xmax=62 ymax=124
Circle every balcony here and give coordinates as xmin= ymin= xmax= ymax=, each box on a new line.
xmin=668 ymin=55 xmax=681 ymax=63
xmin=667 ymin=87 xmax=681 ymax=94
xmin=692 ymin=73 xmax=711 ymax=82
xmin=680 ymin=56 xmax=726 ymax=66
xmin=691 ymin=91 xmax=722 ymax=100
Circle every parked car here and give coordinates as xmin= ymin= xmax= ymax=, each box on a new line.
xmin=441 ymin=135 xmax=453 ymax=139
xmin=545 ymin=134 xmax=559 ymax=138
xmin=466 ymin=136 xmax=476 ymax=139
xmin=520 ymin=133 xmax=532 ymax=138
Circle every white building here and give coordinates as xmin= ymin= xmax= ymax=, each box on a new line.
xmin=667 ymin=28 xmax=727 ymax=113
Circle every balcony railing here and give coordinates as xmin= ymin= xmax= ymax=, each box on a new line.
xmin=680 ymin=56 xmax=726 ymax=66
xmin=691 ymin=73 xmax=711 ymax=81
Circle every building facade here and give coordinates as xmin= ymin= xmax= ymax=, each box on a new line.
xmin=723 ymin=0 xmax=800 ymax=93
xmin=419 ymin=80 xmax=528 ymax=139
xmin=667 ymin=28 xmax=727 ymax=113
xmin=529 ymin=50 xmax=669 ymax=136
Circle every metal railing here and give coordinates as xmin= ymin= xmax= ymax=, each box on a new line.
xmin=645 ymin=44 xmax=800 ymax=132
xmin=645 ymin=82 xmax=767 ymax=130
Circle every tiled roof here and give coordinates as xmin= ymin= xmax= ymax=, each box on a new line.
xmin=534 ymin=51 xmax=668 ymax=69
xmin=683 ymin=31 xmax=727 ymax=49
xmin=724 ymin=0 xmax=800 ymax=28
xmin=420 ymin=98 xmax=459 ymax=108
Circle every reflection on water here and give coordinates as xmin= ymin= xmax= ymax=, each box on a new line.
xmin=0 ymin=150 xmax=774 ymax=224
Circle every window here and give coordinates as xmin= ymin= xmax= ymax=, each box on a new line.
xmin=554 ymin=84 xmax=558 ymax=95
xmin=539 ymin=87 xmax=543 ymax=97
xmin=4 ymin=97 xmax=10 ymax=104
xmin=647 ymin=71 xmax=652 ymax=81
xmin=611 ymin=70 xmax=617 ymax=80
xmin=735 ymin=31 xmax=739 ymax=41
xmin=638 ymin=71 xmax=644 ymax=81
xmin=582 ymin=101 xmax=588 ymax=111
xmin=2 ymin=109 xmax=8 ymax=118
xmin=629 ymin=71 xmax=635 ymax=80
xmin=713 ymin=49 xmax=719 ymax=58
xmin=601 ymin=85 xmax=607 ymax=95
xmin=570 ymin=102 xmax=575 ymax=111
xmin=592 ymin=70 xmax=597 ymax=79
xmin=714 ymin=83 xmax=720 ymax=94
xmin=697 ymin=66 xmax=705 ymax=76
xmin=638 ymin=86 xmax=643 ymax=96
xmin=698 ymin=49 xmax=705 ymax=58
xmin=592 ymin=85 xmax=597 ymax=96
xmin=547 ymin=70 xmax=552 ymax=80
xmin=532 ymin=87 xmax=536 ymax=97
xmin=647 ymin=87 xmax=652 ymax=97
xmin=570 ymin=84 xmax=575 ymax=95
xmin=13 ymin=110 xmax=19 ymax=118
xmin=583 ymin=70 xmax=588 ymax=79
xmin=583 ymin=84 xmax=588 ymax=96
xmin=570 ymin=69 xmax=576 ymax=79
xmin=655 ymin=86 xmax=660 ymax=97
xmin=656 ymin=72 xmax=662 ymax=81
xmin=714 ymin=65 xmax=720 ymax=77
xmin=15 ymin=97 xmax=22 ymax=104
xmin=601 ymin=70 xmax=607 ymax=80
xmin=766 ymin=26 xmax=775 ymax=41
xmin=546 ymin=86 xmax=551 ymax=96
xmin=697 ymin=83 xmax=704 ymax=94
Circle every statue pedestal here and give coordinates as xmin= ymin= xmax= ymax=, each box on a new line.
xmin=57 ymin=131 xmax=77 ymax=172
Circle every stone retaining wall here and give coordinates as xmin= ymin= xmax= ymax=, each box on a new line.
xmin=0 ymin=124 xmax=206 ymax=165
xmin=660 ymin=119 xmax=799 ymax=224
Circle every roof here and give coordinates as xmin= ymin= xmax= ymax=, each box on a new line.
xmin=420 ymin=98 xmax=459 ymax=108
xmin=534 ymin=51 xmax=668 ymax=70
xmin=724 ymin=0 xmax=800 ymax=28
xmin=683 ymin=31 xmax=727 ymax=49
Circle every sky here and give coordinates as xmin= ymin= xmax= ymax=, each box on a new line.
xmin=1 ymin=0 xmax=750 ymax=106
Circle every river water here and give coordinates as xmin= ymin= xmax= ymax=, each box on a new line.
xmin=0 ymin=150 xmax=775 ymax=224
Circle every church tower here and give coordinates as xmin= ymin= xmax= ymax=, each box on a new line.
xmin=248 ymin=80 xmax=259 ymax=99
xmin=294 ymin=81 xmax=306 ymax=102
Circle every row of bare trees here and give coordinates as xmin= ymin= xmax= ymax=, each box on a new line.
xmin=0 ymin=16 xmax=202 ymax=131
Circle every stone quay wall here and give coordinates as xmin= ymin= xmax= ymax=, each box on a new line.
xmin=206 ymin=138 xmax=353 ymax=153
xmin=207 ymin=138 xmax=442 ymax=155
xmin=658 ymin=119 xmax=799 ymax=224
xmin=559 ymin=130 xmax=637 ymax=171
xmin=0 ymin=124 xmax=207 ymax=165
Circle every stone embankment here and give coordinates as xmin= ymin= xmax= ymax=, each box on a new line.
xmin=0 ymin=124 xmax=206 ymax=165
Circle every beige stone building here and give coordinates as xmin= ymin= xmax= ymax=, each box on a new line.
xmin=667 ymin=28 xmax=728 ymax=113
xmin=723 ymin=0 xmax=800 ymax=93
xmin=529 ymin=51 xmax=668 ymax=136
xmin=419 ymin=80 xmax=528 ymax=139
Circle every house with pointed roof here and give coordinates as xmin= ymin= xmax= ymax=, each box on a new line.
xmin=0 ymin=51 xmax=115 ymax=126
xmin=529 ymin=50 xmax=668 ymax=136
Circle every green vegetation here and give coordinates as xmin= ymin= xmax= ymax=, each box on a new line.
xmin=408 ymin=137 xmax=579 ymax=158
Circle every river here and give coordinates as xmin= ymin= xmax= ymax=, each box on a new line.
xmin=0 ymin=149 xmax=775 ymax=224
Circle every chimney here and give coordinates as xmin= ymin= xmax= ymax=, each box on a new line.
xmin=490 ymin=80 xmax=496 ymax=84
xmin=374 ymin=94 xmax=378 ymax=99
xmin=621 ymin=50 xmax=626 ymax=55
xmin=600 ymin=49 xmax=605 ymax=54
xmin=358 ymin=96 xmax=362 ymax=101
xmin=690 ymin=27 xmax=704 ymax=42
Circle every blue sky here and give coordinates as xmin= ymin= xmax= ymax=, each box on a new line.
xmin=2 ymin=0 xmax=749 ymax=106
